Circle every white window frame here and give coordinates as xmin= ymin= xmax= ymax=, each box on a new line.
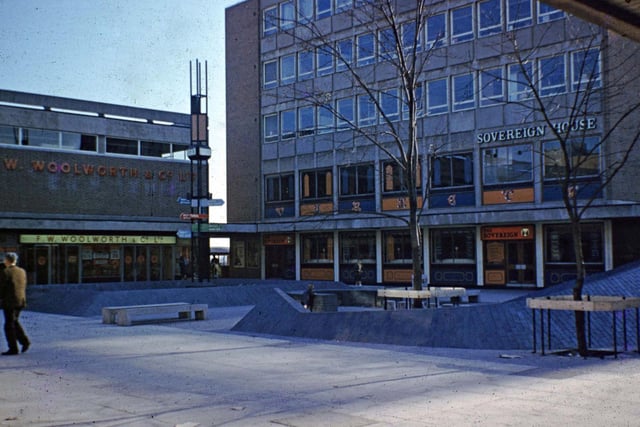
xmin=478 ymin=0 xmax=502 ymax=37
xmin=357 ymin=32 xmax=375 ymax=66
xmin=335 ymin=0 xmax=352 ymax=13
xmin=378 ymin=27 xmax=397 ymax=62
xmin=357 ymin=94 xmax=376 ymax=126
xmin=336 ymin=38 xmax=353 ymax=71
xmin=537 ymin=1 xmax=564 ymax=23
xmin=402 ymin=21 xmax=421 ymax=51
xmin=263 ymin=6 xmax=278 ymax=36
xmin=402 ymin=83 xmax=423 ymax=119
xmin=316 ymin=47 xmax=334 ymax=76
xmin=280 ymin=54 xmax=296 ymax=84
xmin=452 ymin=73 xmax=475 ymax=111
xmin=297 ymin=0 xmax=313 ymax=23
xmin=480 ymin=67 xmax=504 ymax=106
xmin=572 ymin=48 xmax=601 ymax=91
xmin=316 ymin=0 xmax=333 ymax=19
xmin=336 ymin=97 xmax=354 ymax=130
xmin=508 ymin=62 xmax=534 ymax=101
xmin=507 ymin=0 xmax=532 ymax=30
xmin=264 ymin=114 xmax=279 ymax=142
xmin=281 ymin=109 xmax=296 ymax=140
xmin=451 ymin=5 xmax=474 ymax=44
xmin=539 ymin=54 xmax=566 ymax=96
xmin=263 ymin=60 xmax=278 ymax=89
xmin=298 ymin=105 xmax=316 ymax=137
xmin=317 ymin=104 xmax=334 ymax=134
xmin=298 ymin=51 xmax=314 ymax=80
xmin=427 ymin=78 xmax=448 ymax=115
xmin=380 ymin=89 xmax=399 ymax=123
xmin=426 ymin=13 xmax=447 ymax=49
xmin=280 ymin=1 xmax=295 ymax=30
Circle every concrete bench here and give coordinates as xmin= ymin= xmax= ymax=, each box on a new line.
xmin=102 ymin=302 xmax=208 ymax=326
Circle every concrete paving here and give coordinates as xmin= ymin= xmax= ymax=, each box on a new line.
xmin=2 ymin=308 xmax=640 ymax=427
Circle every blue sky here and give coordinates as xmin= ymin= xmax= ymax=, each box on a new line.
xmin=0 ymin=0 xmax=243 ymax=223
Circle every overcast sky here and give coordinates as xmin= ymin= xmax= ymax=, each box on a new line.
xmin=0 ymin=0 xmax=243 ymax=223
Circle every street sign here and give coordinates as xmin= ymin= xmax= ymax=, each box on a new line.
xmin=177 ymin=197 xmax=191 ymax=205
xmin=179 ymin=213 xmax=208 ymax=220
xmin=191 ymin=198 xmax=225 ymax=207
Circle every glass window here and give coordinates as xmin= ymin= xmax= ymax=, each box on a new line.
xmin=298 ymin=0 xmax=313 ymax=22
xmin=383 ymin=231 xmax=412 ymax=263
xmin=357 ymin=32 xmax=375 ymax=66
xmin=378 ymin=27 xmax=396 ymax=61
xmin=402 ymin=83 xmax=423 ymax=119
xmin=61 ymin=132 xmax=82 ymax=150
xmin=478 ymin=0 xmax=502 ymax=37
xmin=340 ymin=164 xmax=375 ymax=196
xmin=545 ymin=223 xmax=603 ymax=263
xmin=383 ymin=160 xmax=421 ymax=192
xmin=264 ymin=114 xmax=279 ymax=142
xmin=426 ymin=13 xmax=447 ymax=48
xmin=280 ymin=54 xmax=296 ymax=84
xmin=280 ymin=1 xmax=295 ymax=30
xmin=335 ymin=0 xmax=352 ymax=13
xmin=431 ymin=228 xmax=476 ymax=263
xmin=281 ymin=110 xmax=296 ymax=139
xmin=340 ymin=232 xmax=376 ymax=263
xmin=453 ymin=73 xmax=475 ymax=111
xmin=337 ymin=38 xmax=353 ymax=71
xmin=336 ymin=97 xmax=354 ymax=130
xmin=316 ymin=0 xmax=332 ymax=19
xmin=538 ymin=1 xmax=564 ymax=23
xmin=0 ymin=126 xmax=19 ymax=145
xmin=431 ymin=152 xmax=473 ymax=188
xmin=543 ymin=136 xmax=600 ymax=179
xmin=317 ymin=104 xmax=334 ymax=134
xmin=427 ymin=78 xmax=448 ymax=115
xmin=539 ymin=54 xmax=566 ymax=96
xmin=74 ymin=134 xmax=97 ymax=151
xmin=451 ymin=5 xmax=473 ymax=43
xmin=141 ymin=141 xmax=171 ymax=157
xmin=298 ymin=51 xmax=314 ymax=80
xmin=380 ymin=89 xmax=399 ymax=122
xmin=106 ymin=137 xmax=138 ymax=155
xmin=298 ymin=106 xmax=315 ymax=136
xmin=572 ymin=49 xmax=601 ymax=91
xmin=263 ymin=6 xmax=278 ymax=36
xmin=317 ymin=47 xmax=333 ymax=76
xmin=508 ymin=62 xmax=533 ymax=101
xmin=22 ymin=128 xmax=59 ymax=148
xmin=357 ymin=94 xmax=376 ymax=126
xmin=483 ymin=144 xmax=532 ymax=185
xmin=302 ymin=233 xmax=334 ymax=263
xmin=507 ymin=0 xmax=532 ymax=29
xmin=302 ymin=169 xmax=333 ymax=199
xmin=402 ymin=21 xmax=420 ymax=51
xmin=266 ymin=174 xmax=294 ymax=202
xmin=480 ymin=67 xmax=504 ymax=106
xmin=263 ymin=60 xmax=278 ymax=88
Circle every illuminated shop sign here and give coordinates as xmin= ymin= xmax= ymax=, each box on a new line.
xmin=20 ymin=234 xmax=177 ymax=245
xmin=476 ymin=117 xmax=597 ymax=144
xmin=481 ymin=226 xmax=534 ymax=241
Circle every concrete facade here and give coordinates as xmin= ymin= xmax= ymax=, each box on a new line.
xmin=224 ymin=0 xmax=640 ymax=287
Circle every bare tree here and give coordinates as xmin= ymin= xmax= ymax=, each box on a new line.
xmin=499 ymin=22 xmax=640 ymax=355
xmin=273 ymin=0 xmax=441 ymax=296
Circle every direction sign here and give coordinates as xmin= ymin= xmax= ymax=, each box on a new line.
xmin=191 ymin=198 xmax=225 ymax=207
xmin=179 ymin=213 xmax=208 ymax=220
xmin=177 ymin=197 xmax=191 ymax=205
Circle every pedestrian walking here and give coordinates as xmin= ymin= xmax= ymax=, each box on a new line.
xmin=2 ymin=252 xmax=30 ymax=355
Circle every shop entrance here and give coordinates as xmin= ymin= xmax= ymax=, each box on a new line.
xmin=482 ymin=225 xmax=535 ymax=286
xmin=266 ymin=245 xmax=295 ymax=279
xmin=506 ymin=241 xmax=535 ymax=284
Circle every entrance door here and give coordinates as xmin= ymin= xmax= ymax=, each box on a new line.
xmin=266 ymin=246 xmax=295 ymax=279
xmin=506 ymin=241 xmax=535 ymax=284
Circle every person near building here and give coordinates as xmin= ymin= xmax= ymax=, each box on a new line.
xmin=354 ymin=262 xmax=363 ymax=286
xmin=1 ymin=252 xmax=30 ymax=355
xmin=302 ymin=284 xmax=315 ymax=312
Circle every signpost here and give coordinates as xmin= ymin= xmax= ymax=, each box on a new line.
xmin=191 ymin=198 xmax=225 ymax=207
xmin=179 ymin=213 xmax=208 ymax=220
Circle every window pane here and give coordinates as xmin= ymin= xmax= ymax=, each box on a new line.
xmin=427 ymin=13 xmax=447 ymax=48
xmin=544 ymin=136 xmax=600 ymax=179
xmin=483 ymin=144 xmax=532 ymax=185
xmin=297 ymin=0 xmax=313 ymax=22
xmin=298 ymin=51 xmax=314 ymax=80
xmin=451 ymin=6 xmax=473 ymax=43
xmin=432 ymin=153 xmax=473 ymax=188
xmin=478 ymin=0 xmax=501 ymax=37
xmin=383 ymin=231 xmax=412 ymax=262
xmin=507 ymin=0 xmax=532 ymax=29
xmin=357 ymin=95 xmax=376 ymax=126
xmin=378 ymin=28 xmax=396 ymax=61
xmin=453 ymin=73 xmax=475 ymax=111
xmin=263 ymin=60 xmax=278 ymax=88
xmin=0 ymin=126 xmax=19 ymax=145
xmin=264 ymin=114 xmax=278 ymax=142
xmin=508 ymin=62 xmax=533 ymax=101
xmin=317 ymin=104 xmax=334 ymax=134
xmin=23 ymin=128 xmax=59 ymax=148
xmin=357 ymin=33 xmax=375 ymax=66
xmin=539 ymin=54 xmax=566 ymax=96
xmin=336 ymin=97 xmax=354 ymax=129
xmin=402 ymin=83 xmax=423 ymax=118
xmin=572 ymin=49 xmax=601 ymax=91
xmin=141 ymin=141 xmax=171 ymax=157
xmin=280 ymin=1 xmax=294 ymax=29
xmin=280 ymin=54 xmax=296 ymax=84
xmin=337 ymin=38 xmax=353 ymax=71
xmin=480 ymin=67 xmax=504 ymax=105
xmin=298 ymin=106 xmax=315 ymax=136
xmin=316 ymin=0 xmax=332 ymax=19
xmin=380 ymin=89 xmax=399 ymax=122
xmin=281 ymin=110 xmax=296 ymax=139
xmin=427 ymin=78 xmax=448 ymax=115
xmin=317 ymin=47 xmax=333 ymax=76
xmin=336 ymin=0 xmax=352 ymax=13
xmin=263 ymin=6 xmax=278 ymax=36
xmin=431 ymin=228 xmax=476 ymax=263
xmin=106 ymin=137 xmax=137 ymax=155
xmin=545 ymin=224 xmax=602 ymax=263
xmin=402 ymin=21 xmax=420 ymax=51
xmin=538 ymin=2 xmax=564 ymax=23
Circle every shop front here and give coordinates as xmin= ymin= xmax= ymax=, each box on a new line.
xmin=481 ymin=225 xmax=536 ymax=287
xmin=264 ymin=234 xmax=295 ymax=279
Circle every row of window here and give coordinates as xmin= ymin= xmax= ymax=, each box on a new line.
xmin=264 ymin=0 xmax=563 ymax=39
xmin=0 ymin=125 xmax=190 ymax=159
xmin=263 ymin=48 xmax=600 ymax=142
xmin=266 ymin=137 xmax=600 ymax=202
xmin=300 ymin=223 xmax=604 ymax=266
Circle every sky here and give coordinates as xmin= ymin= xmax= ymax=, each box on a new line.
xmin=0 ymin=0 xmax=243 ymax=224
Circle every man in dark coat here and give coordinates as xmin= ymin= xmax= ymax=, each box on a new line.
xmin=2 ymin=252 xmax=30 ymax=355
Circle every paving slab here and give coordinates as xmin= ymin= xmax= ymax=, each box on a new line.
xmin=1 ymin=309 xmax=640 ymax=426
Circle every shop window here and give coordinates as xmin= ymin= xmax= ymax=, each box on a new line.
xmin=263 ymin=60 xmax=278 ymax=88
xmin=340 ymin=232 xmax=376 ymax=264
xmin=383 ymin=231 xmax=412 ymax=263
xmin=539 ymin=54 xmax=566 ymax=96
xmin=383 ymin=160 xmax=422 ymax=193
xmin=453 ymin=73 xmax=475 ymax=111
xmin=426 ymin=13 xmax=447 ymax=49
xmin=336 ymin=38 xmax=353 ymax=71
xmin=357 ymin=32 xmax=375 ymax=66
xmin=263 ymin=6 xmax=278 ymax=36
xmin=508 ymin=62 xmax=533 ymax=101
xmin=431 ymin=228 xmax=476 ymax=264
xmin=478 ymin=0 xmax=502 ymax=37
xmin=264 ymin=114 xmax=279 ymax=142
xmin=545 ymin=223 xmax=603 ymax=263
xmin=480 ymin=67 xmax=504 ymax=106
xmin=572 ymin=49 xmax=601 ymax=91
xmin=266 ymin=174 xmax=294 ymax=202
xmin=302 ymin=169 xmax=332 ymax=199
xmin=340 ymin=164 xmax=374 ymax=196
xmin=543 ymin=136 xmax=600 ymax=180
xmin=427 ymin=78 xmax=448 ymax=115
xmin=431 ymin=152 xmax=473 ymax=188
xmin=483 ymin=144 xmax=532 ymax=185
xmin=451 ymin=5 xmax=473 ymax=44
xmin=507 ymin=0 xmax=532 ymax=30
xmin=302 ymin=233 xmax=334 ymax=263
xmin=538 ymin=2 xmax=564 ymax=23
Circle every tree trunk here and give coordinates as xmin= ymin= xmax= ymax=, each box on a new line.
xmin=571 ymin=221 xmax=588 ymax=356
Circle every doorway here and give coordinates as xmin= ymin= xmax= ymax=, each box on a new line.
xmin=266 ymin=245 xmax=295 ymax=279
